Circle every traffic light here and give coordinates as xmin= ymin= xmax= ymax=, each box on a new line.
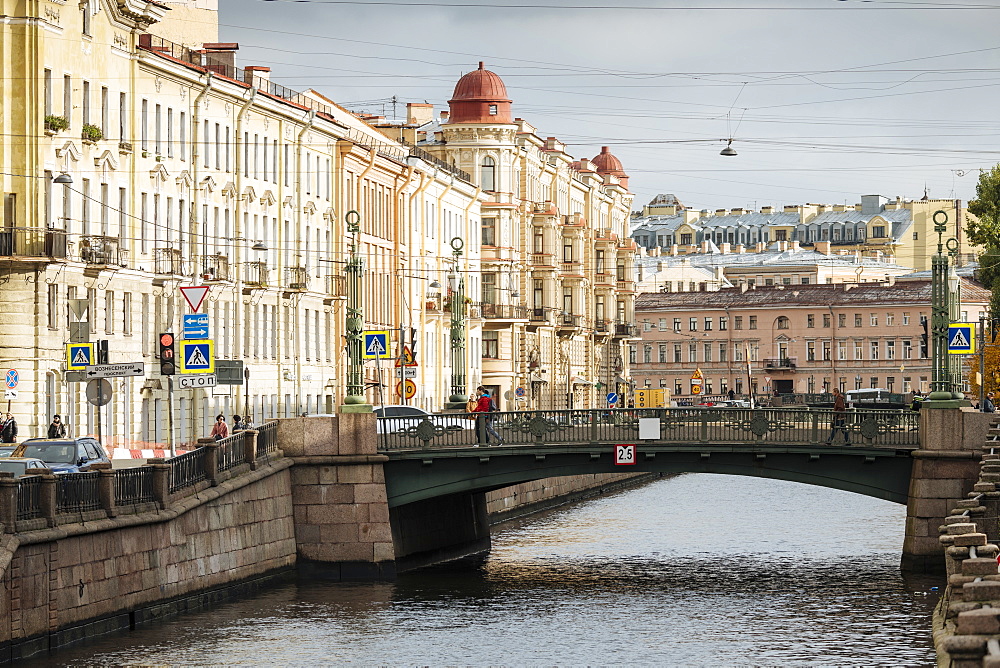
xmin=96 ymin=339 xmax=109 ymax=364
xmin=159 ymin=332 xmax=176 ymax=375
xmin=920 ymin=316 xmax=929 ymax=358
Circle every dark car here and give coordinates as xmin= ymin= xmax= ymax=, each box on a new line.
xmin=13 ymin=437 xmax=111 ymax=473
xmin=0 ymin=457 xmax=49 ymax=477
xmin=0 ymin=445 xmax=15 ymax=457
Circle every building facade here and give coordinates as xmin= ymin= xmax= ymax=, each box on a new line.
xmin=0 ymin=0 xmax=485 ymax=446
xmin=631 ymin=280 xmax=989 ymax=400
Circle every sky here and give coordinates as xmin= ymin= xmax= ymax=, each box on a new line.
xmin=208 ymin=0 xmax=1000 ymax=213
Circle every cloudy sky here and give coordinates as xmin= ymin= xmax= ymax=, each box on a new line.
xmin=212 ymin=0 xmax=1000 ymax=212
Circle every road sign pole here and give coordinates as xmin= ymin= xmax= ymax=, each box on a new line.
xmin=168 ymin=375 xmax=175 ymax=459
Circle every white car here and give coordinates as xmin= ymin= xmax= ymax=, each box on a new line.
xmin=374 ymin=405 xmax=473 ymax=434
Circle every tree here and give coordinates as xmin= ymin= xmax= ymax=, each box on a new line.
xmin=968 ymin=165 xmax=1000 ymax=290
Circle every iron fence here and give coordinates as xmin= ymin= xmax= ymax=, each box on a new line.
xmin=169 ymin=448 xmax=207 ymax=493
xmin=217 ymin=433 xmax=246 ymax=472
xmin=377 ymin=407 xmax=921 ymax=451
xmin=115 ymin=467 xmax=154 ymax=505
xmin=16 ymin=477 xmax=42 ymax=521
xmin=0 ymin=227 xmax=68 ymax=258
xmin=56 ymin=472 xmax=101 ymax=514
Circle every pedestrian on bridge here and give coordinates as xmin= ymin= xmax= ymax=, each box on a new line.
xmin=474 ymin=387 xmax=503 ymax=446
xmin=825 ymin=388 xmax=851 ymax=446
xmin=0 ymin=413 xmax=17 ymax=443
xmin=210 ymin=414 xmax=229 ymax=441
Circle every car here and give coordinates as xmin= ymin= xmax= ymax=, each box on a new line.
xmin=373 ymin=405 xmax=472 ymax=434
xmin=0 ymin=445 xmax=15 ymax=457
xmin=13 ymin=437 xmax=111 ymax=473
xmin=0 ymin=457 xmax=49 ymax=477
xmin=715 ymin=400 xmax=752 ymax=408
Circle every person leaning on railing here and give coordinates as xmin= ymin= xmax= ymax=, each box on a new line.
xmin=824 ymin=388 xmax=851 ymax=446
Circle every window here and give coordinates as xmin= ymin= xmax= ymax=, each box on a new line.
xmin=719 ymin=344 xmax=728 ymax=362
xmin=704 ymin=318 xmax=712 ymax=331
xmin=838 ymin=341 xmax=847 ymax=360
xmin=673 ymin=344 xmax=682 ymax=363
xmin=854 ymin=341 xmax=863 ymax=359
xmin=886 ymin=340 xmax=896 ymax=359
xmin=481 ymin=217 xmax=496 ymax=246
xmin=871 ymin=341 xmax=880 ymax=360
xmin=872 ymin=225 xmax=886 ymax=237
xmin=720 ymin=317 xmax=728 ymax=331
xmin=629 ymin=346 xmax=636 ymax=364
xmin=807 ymin=314 xmax=815 ymax=328
xmin=886 ymin=313 xmax=895 ymax=326
xmin=673 ymin=318 xmax=681 ymax=333
xmin=658 ymin=318 xmax=667 ymax=331
xmin=483 ymin=331 xmax=499 ymax=358
xmin=688 ymin=343 xmax=697 ymax=363
xmin=777 ymin=316 xmax=789 ymax=330
xmin=44 ymin=69 xmax=52 ymax=116
xmin=480 ymin=156 xmax=496 ymax=191
xmin=643 ymin=345 xmax=652 ymax=364
xmin=823 ymin=341 xmax=831 ymax=361
xmin=855 ymin=313 xmax=862 ymax=327
xmin=680 ymin=233 xmax=692 ymax=245
xmin=643 ymin=320 xmax=652 ymax=332
xmin=823 ymin=314 xmax=831 ymax=328
xmin=689 ymin=318 xmax=697 ymax=331
xmin=704 ymin=343 xmax=712 ymax=362
xmin=63 ymin=75 xmax=72 ymax=126
xmin=749 ymin=316 xmax=757 ymax=330
xmin=807 ymin=342 xmax=816 ymax=361
xmin=734 ymin=316 xmax=743 ymax=330
xmin=870 ymin=313 xmax=878 ymax=326
xmin=488 ymin=104 xmax=498 ymax=115
xmin=838 ymin=314 xmax=846 ymax=327
xmin=658 ymin=344 xmax=667 ymax=364
xmin=141 ymin=98 xmax=148 ymax=150
xmin=801 ymin=277 xmax=810 ymax=285
xmin=903 ymin=312 xmax=911 ymax=326
xmin=903 ymin=339 xmax=912 ymax=359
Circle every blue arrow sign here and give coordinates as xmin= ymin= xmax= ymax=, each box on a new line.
xmin=607 ymin=392 xmax=619 ymax=405
xmin=183 ymin=313 xmax=210 ymax=340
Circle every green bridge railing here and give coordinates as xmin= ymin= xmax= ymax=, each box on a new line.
xmin=376 ymin=407 xmax=921 ymax=451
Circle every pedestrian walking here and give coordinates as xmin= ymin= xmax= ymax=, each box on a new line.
xmin=210 ymin=414 xmax=229 ymax=441
xmin=47 ymin=414 xmax=66 ymax=439
xmin=465 ymin=389 xmax=479 ymax=415
xmin=232 ymin=415 xmax=245 ymax=431
xmin=0 ymin=413 xmax=17 ymax=443
xmin=825 ymin=388 xmax=851 ymax=445
xmin=473 ymin=387 xmax=503 ymax=445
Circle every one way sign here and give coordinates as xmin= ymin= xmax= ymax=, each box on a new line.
xmin=363 ymin=331 xmax=390 ymax=359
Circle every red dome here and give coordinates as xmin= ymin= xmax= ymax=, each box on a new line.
xmin=591 ymin=146 xmax=629 ymax=189
xmin=448 ymin=62 xmax=513 ymax=124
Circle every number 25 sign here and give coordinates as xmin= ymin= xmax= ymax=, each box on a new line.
xmin=615 ymin=444 xmax=636 ymax=466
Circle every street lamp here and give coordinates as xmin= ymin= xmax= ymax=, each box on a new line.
xmin=928 ymin=210 xmax=963 ymax=405
xmin=340 ymin=210 xmax=371 ymax=413
xmin=445 ymin=237 xmax=467 ymax=410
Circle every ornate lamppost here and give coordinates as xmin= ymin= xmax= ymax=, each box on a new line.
xmin=445 ymin=237 xmax=468 ymax=410
xmin=341 ymin=210 xmax=371 ymax=413
xmin=927 ymin=209 xmax=964 ymax=405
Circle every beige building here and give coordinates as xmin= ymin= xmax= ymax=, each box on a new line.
xmin=632 ymin=194 xmax=978 ymax=272
xmin=378 ymin=65 xmax=637 ymax=409
xmin=0 ymin=0 xmax=484 ymax=446
xmin=631 ymin=280 xmax=989 ymax=400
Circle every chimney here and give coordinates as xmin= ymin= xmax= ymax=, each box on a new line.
xmin=731 ymin=208 xmax=743 ymax=216
xmin=670 ymin=244 xmax=679 ymax=256
xmin=715 ymin=209 xmax=727 ymax=217
xmin=651 ymin=247 xmax=660 ymax=257
xmin=201 ymin=43 xmax=239 ymax=76
xmin=815 ymin=241 xmax=831 ymax=255
xmin=440 ymin=110 xmax=450 ymax=122
xmin=720 ymin=243 xmax=731 ymax=254
xmin=790 ymin=240 xmax=799 ymax=251
xmin=656 ymin=261 xmax=664 ymax=271
xmin=734 ymin=244 xmax=745 ymax=254
xmin=741 ymin=283 xmax=749 ymax=293
xmin=886 ymin=275 xmax=896 ymax=287
xmin=406 ymin=103 xmax=434 ymax=126
xmin=760 ymin=206 xmax=774 ymax=215
xmin=243 ymin=66 xmax=270 ymax=86
xmin=701 ymin=240 xmax=711 ymax=253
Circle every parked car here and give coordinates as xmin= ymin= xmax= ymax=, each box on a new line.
xmin=0 ymin=457 xmax=49 ymax=477
xmin=374 ymin=405 xmax=472 ymax=434
xmin=13 ymin=437 xmax=111 ymax=473
xmin=0 ymin=445 xmax=16 ymax=457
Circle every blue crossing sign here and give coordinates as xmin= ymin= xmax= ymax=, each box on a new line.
xmin=66 ymin=343 xmax=95 ymax=371
xmin=179 ymin=339 xmax=215 ymax=374
xmin=948 ymin=323 xmax=975 ymax=355
xmin=363 ymin=331 xmax=390 ymax=360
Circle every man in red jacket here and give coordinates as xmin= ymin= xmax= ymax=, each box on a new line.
xmin=473 ymin=387 xmax=503 ymax=445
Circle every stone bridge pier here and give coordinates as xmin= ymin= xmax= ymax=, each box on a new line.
xmin=904 ymin=405 xmax=996 ymax=572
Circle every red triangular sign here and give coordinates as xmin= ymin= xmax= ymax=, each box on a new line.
xmin=180 ymin=285 xmax=210 ymax=312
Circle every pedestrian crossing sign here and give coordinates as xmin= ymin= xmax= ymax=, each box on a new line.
xmin=363 ymin=331 xmax=390 ymax=360
xmin=179 ymin=339 xmax=215 ymax=374
xmin=948 ymin=323 xmax=975 ymax=355
xmin=66 ymin=343 xmax=95 ymax=370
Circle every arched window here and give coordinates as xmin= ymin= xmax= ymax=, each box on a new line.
xmin=777 ymin=316 xmax=790 ymax=330
xmin=480 ymin=156 xmax=496 ymax=192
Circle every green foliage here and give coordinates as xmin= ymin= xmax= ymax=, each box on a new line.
xmin=44 ymin=115 xmax=68 ymax=131
xmin=81 ymin=124 xmax=103 ymax=142
xmin=968 ymin=165 xmax=1000 ymax=290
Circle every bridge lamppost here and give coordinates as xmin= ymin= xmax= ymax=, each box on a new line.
xmin=927 ymin=210 xmax=964 ymax=406
xmin=341 ymin=210 xmax=371 ymax=413
xmin=445 ymin=237 xmax=468 ymax=410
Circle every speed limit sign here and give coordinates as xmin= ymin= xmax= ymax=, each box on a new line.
xmin=615 ymin=444 xmax=636 ymax=465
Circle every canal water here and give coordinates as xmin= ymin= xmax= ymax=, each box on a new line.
xmin=35 ymin=474 xmax=941 ymax=666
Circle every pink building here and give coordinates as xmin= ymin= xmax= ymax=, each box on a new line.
xmin=631 ymin=279 xmax=989 ymax=399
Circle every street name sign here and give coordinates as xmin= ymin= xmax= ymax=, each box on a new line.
xmin=177 ymin=374 xmax=217 ymax=389
xmin=85 ymin=362 xmax=145 ymax=379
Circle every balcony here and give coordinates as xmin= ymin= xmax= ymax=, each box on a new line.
xmin=529 ymin=253 xmax=555 ymax=267
xmin=616 ymin=279 xmax=636 ymax=293
xmin=0 ymin=227 xmax=67 ymax=261
xmin=613 ymin=323 xmax=637 ymax=338
xmin=284 ymin=265 xmax=309 ymax=291
xmin=199 ymin=254 xmax=230 ymax=282
xmin=478 ymin=302 xmax=529 ymax=320
xmin=594 ymin=272 xmax=614 ymax=286
xmin=79 ymin=235 xmax=127 ymax=268
xmin=595 ymin=319 xmax=610 ymax=333
xmin=528 ymin=307 xmax=553 ymax=327
xmin=153 ymin=247 xmax=185 ymax=275
xmin=558 ymin=313 xmax=583 ymax=331
xmin=560 ymin=261 xmax=583 ymax=276
xmin=763 ymin=358 xmax=797 ymax=370
xmin=243 ymin=260 xmax=268 ymax=290
xmin=325 ymin=274 xmax=346 ymax=300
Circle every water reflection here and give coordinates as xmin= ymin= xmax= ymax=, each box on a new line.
xmin=33 ymin=474 xmax=940 ymax=666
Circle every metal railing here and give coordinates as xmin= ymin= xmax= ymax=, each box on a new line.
xmin=763 ymin=358 xmax=797 ymax=370
xmin=200 ymin=254 xmax=231 ymax=282
xmin=169 ymin=448 xmax=207 ymax=493
xmin=559 ymin=313 xmax=583 ymax=328
xmin=153 ymin=247 xmax=185 ymax=275
xmin=477 ymin=302 xmax=529 ymax=320
xmin=284 ymin=265 xmax=309 ymax=291
xmin=399 ymin=140 xmax=471 ymax=183
xmin=16 ymin=477 xmax=43 ymax=521
xmin=79 ymin=234 xmax=127 ymax=267
xmin=244 ymin=260 xmax=268 ymax=288
xmin=326 ymin=274 xmax=346 ymax=298
xmin=56 ymin=472 xmax=101 ymax=513
xmin=0 ymin=226 xmax=68 ymax=259
xmin=377 ymin=407 xmax=921 ymax=451
xmin=217 ymin=432 xmax=246 ymax=472
xmin=529 ymin=308 xmax=552 ymax=324
xmin=115 ymin=467 xmax=155 ymax=505
xmin=256 ymin=421 xmax=279 ymax=465
xmin=614 ymin=323 xmax=637 ymax=337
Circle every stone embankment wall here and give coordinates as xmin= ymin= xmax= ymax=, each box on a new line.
xmin=933 ymin=416 xmax=1000 ymax=667
xmin=486 ymin=473 xmax=659 ymax=522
